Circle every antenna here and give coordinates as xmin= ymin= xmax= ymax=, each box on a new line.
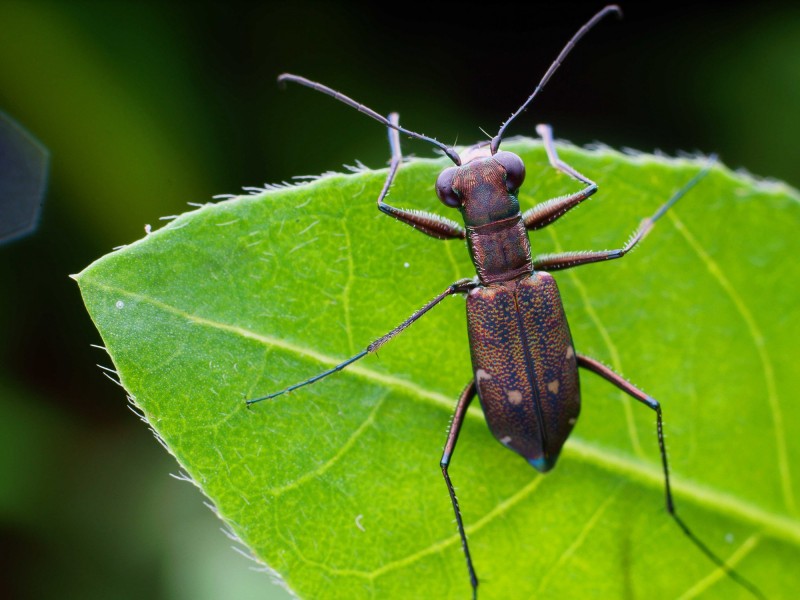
xmin=490 ymin=4 xmax=622 ymax=154
xmin=278 ymin=74 xmax=461 ymax=165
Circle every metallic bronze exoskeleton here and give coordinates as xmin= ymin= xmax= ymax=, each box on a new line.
xmin=248 ymin=5 xmax=762 ymax=599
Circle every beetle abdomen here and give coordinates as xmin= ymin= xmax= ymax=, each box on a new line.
xmin=466 ymin=272 xmax=580 ymax=471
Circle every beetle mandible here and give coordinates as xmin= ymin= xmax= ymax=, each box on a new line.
xmin=247 ymin=5 xmax=762 ymax=598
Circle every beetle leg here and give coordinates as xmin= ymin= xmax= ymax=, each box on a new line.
xmin=441 ymin=379 xmax=479 ymax=600
xmin=576 ymin=354 xmax=674 ymax=506
xmin=576 ymin=354 xmax=764 ymax=599
xmin=376 ymin=113 xmax=466 ymax=240
xmin=532 ymin=156 xmax=718 ymax=271
xmin=246 ymin=278 xmax=476 ymax=406
xmin=522 ymin=123 xmax=598 ymax=231
xmin=532 ymin=234 xmax=645 ymax=271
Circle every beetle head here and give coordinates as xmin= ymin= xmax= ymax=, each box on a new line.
xmin=435 ymin=150 xmax=526 ymax=210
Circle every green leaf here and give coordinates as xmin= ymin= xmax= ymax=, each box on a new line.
xmin=76 ymin=140 xmax=800 ymax=599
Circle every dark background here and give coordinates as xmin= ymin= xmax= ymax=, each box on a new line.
xmin=0 ymin=1 xmax=797 ymax=598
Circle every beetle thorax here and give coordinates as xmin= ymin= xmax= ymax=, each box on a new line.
xmin=454 ymin=158 xmax=533 ymax=284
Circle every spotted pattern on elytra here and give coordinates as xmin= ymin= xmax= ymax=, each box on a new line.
xmin=467 ymin=272 xmax=580 ymax=469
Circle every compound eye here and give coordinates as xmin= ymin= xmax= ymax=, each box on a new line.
xmin=493 ymin=151 xmax=526 ymax=192
xmin=435 ymin=167 xmax=461 ymax=208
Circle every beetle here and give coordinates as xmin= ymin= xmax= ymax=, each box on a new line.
xmin=247 ymin=5 xmax=762 ymax=598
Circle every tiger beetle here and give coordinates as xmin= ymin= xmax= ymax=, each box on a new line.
xmin=247 ymin=5 xmax=763 ymax=598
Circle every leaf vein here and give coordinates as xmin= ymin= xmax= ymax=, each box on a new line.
xmin=340 ymin=219 xmax=356 ymax=354
xmin=545 ymin=226 xmax=645 ymax=458
xmin=676 ymin=532 xmax=761 ymax=600
xmin=269 ymin=391 xmax=388 ymax=497
xmin=79 ymin=279 xmax=800 ymax=546
xmin=669 ymin=211 xmax=795 ymax=515
xmin=289 ymin=474 xmax=547 ymax=581
xmin=534 ymin=481 xmax=625 ymax=594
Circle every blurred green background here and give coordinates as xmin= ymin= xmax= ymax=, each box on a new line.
xmin=0 ymin=1 xmax=797 ymax=598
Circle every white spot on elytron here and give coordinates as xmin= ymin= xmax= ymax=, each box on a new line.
xmin=403 ymin=262 xmax=410 ymax=268
xmin=144 ymin=224 xmax=152 ymax=234
xmin=725 ymin=533 xmax=734 ymax=544
xmin=507 ymin=390 xmax=523 ymax=405
xmin=565 ymin=346 xmax=575 ymax=359
xmin=475 ymin=369 xmax=492 ymax=382
xmin=500 ymin=435 xmax=513 ymax=445
xmin=547 ymin=380 xmax=560 ymax=394
xmin=568 ymin=417 xmax=577 ymax=426
xmin=355 ymin=514 xmax=365 ymax=532
xmin=115 ymin=300 xmax=124 ymax=309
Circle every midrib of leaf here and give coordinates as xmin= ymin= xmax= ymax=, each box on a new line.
xmin=78 ymin=276 xmax=800 ymax=548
